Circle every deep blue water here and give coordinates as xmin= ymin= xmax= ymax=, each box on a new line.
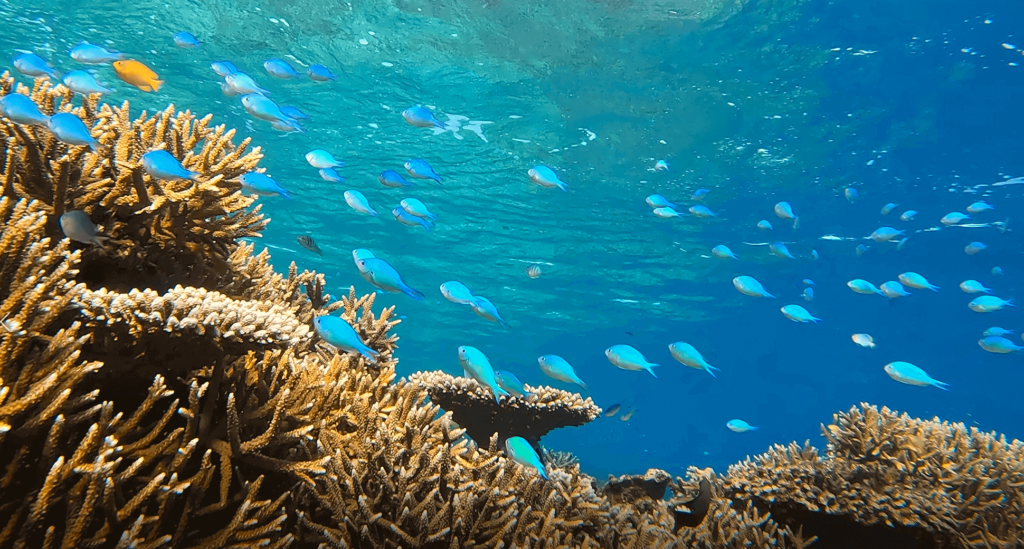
xmin=5 ymin=0 xmax=1023 ymax=480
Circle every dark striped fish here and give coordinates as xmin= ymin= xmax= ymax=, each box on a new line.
xmin=603 ymin=403 xmax=621 ymax=418
xmin=297 ymin=235 xmax=322 ymax=256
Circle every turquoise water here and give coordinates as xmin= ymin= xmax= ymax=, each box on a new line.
xmin=7 ymin=0 xmax=1023 ymax=480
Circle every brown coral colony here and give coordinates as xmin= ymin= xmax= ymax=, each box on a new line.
xmin=1 ymin=75 xmax=1021 ymax=549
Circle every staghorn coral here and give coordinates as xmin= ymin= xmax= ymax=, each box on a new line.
xmin=721 ymin=403 xmax=1024 ymax=549
xmin=543 ymin=448 xmax=581 ymax=469
xmin=0 ymin=85 xmax=378 ymax=548
xmin=0 ymin=73 xmax=265 ymax=292
xmin=407 ymin=369 xmax=602 ymax=454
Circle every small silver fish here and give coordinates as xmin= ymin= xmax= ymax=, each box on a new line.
xmin=297 ymin=235 xmax=322 ymax=256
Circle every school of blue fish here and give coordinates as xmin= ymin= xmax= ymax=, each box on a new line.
xmin=6 ymin=31 xmax=1020 ymax=483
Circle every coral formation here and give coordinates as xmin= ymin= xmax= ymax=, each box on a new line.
xmin=723 ymin=403 xmax=1024 ymax=548
xmin=2 ymin=77 xmax=1021 ymax=549
xmin=407 ymin=369 xmax=602 ymax=453
xmin=603 ymin=468 xmax=672 ymax=506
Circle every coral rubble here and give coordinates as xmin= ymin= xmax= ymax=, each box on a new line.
xmin=2 ymin=76 xmax=1021 ymax=549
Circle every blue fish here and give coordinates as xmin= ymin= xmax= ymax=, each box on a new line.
xmin=646 ymin=194 xmax=676 ymax=209
xmin=319 ymin=168 xmax=344 ymax=183
xmin=378 ymin=170 xmax=413 ymax=188
xmin=70 ymin=42 xmax=124 ymax=64
xmin=392 ymin=207 xmax=434 ymax=231
xmin=142 ymin=150 xmax=199 ymax=181
xmin=305 ymin=149 xmax=344 ymax=169
xmin=13 ymin=53 xmax=58 ymax=78
xmin=0 ymin=94 xmax=50 ymax=126
xmin=279 ymin=105 xmax=309 ymax=120
xmin=402 ymin=106 xmax=445 ymax=129
xmin=313 ymin=315 xmax=379 ymax=361
xmin=173 ymin=32 xmax=202 ymax=48
xmin=884 ymin=361 xmax=948 ymax=391
xmin=344 ymin=190 xmax=377 ymax=216
xmin=210 ymin=61 xmax=238 ymax=77
xmin=691 ymin=188 xmax=710 ymax=201
xmin=470 ymin=296 xmax=510 ymax=329
xmin=726 ymin=419 xmax=758 ymax=433
xmin=440 ymin=281 xmax=475 ymax=305
xmin=528 ymin=165 xmax=567 ymax=191
xmin=308 ymin=64 xmax=337 ymax=81
xmin=225 ymin=73 xmax=270 ymax=96
xmin=495 ymin=370 xmax=533 ymax=399
xmin=47 ymin=113 xmax=98 ymax=151
xmin=263 ymin=58 xmax=301 ymax=79
xmin=605 ymin=344 xmax=658 ymax=377
xmin=537 ymin=355 xmax=588 ymax=390
xmin=355 ymin=257 xmax=425 ymax=300
xmin=458 ymin=346 xmax=510 ymax=403
xmin=238 ymin=172 xmax=292 ymax=199
xmin=62 ymin=70 xmax=114 ymax=95
xmin=405 ymin=159 xmax=442 ymax=183
xmin=505 ymin=436 xmax=548 ymax=479
xmin=240 ymin=94 xmax=293 ymax=126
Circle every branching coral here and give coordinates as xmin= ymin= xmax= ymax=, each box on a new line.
xmin=0 ymin=73 xmax=265 ymax=292
xmin=407 ymin=369 xmax=601 ymax=453
xmin=720 ymin=403 xmax=1024 ymax=548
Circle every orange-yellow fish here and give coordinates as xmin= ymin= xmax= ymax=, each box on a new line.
xmin=113 ymin=59 xmax=163 ymax=92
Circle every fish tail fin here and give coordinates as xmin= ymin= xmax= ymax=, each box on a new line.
xmin=405 ymin=286 xmax=426 ymax=301
xmin=934 ymin=381 xmax=951 ymax=391
xmin=706 ymin=365 xmax=720 ymax=378
xmin=646 ymin=365 xmax=659 ymax=378
xmin=577 ymin=380 xmax=589 ymax=391
xmin=558 ymin=183 xmax=568 ymax=192
xmin=499 ymin=318 xmax=511 ymax=330
xmin=280 ymin=189 xmax=294 ymax=200
xmin=1008 ymin=299 xmax=1016 ymax=307
xmin=494 ymin=386 xmax=510 ymax=403
xmin=539 ymin=467 xmax=550 ymax=480
xmin=151 ymin=79 xmax=164 ymax=92
xmin=423 ymin=219 xmax=435 ymax=232
xmin=766 ymin=292 xmax=777 ymax=299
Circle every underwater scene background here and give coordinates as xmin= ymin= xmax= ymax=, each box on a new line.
xmin=7 ymin=0 xmax=1023 ymax=482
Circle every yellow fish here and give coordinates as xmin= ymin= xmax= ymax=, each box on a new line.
xmin=113 ymin=59 xmax=163 ymax=92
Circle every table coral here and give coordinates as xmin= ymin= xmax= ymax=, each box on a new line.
xmin=407 ymin=369 xmax=602 ymax=454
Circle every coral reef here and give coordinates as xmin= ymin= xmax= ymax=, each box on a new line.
xmin=2 ymin=77 xmax=1021 ymax=549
